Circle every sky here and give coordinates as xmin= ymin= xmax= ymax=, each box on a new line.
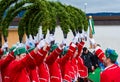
xmin=56 ymin=0 xmax=120 ymax=13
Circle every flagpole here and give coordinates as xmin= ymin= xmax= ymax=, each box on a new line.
xmin=89 ymin=16 xmax=93 ymax=38
xmin=89 ymin=15 xmax=95 ymax=48
xmin=84 ymin=3 xmax=87 ymax=13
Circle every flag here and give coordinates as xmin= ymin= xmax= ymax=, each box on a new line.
xmin=89 ymin=18 xmax=95 ymax=35
xmin=88 ymin=16 xmax=95 ymax=48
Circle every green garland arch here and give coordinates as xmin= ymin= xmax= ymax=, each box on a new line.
xmin=0 ymin=0 xmax=88 ymax=43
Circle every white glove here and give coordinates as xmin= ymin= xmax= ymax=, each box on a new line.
xmin=29 ymin=41 xmax=35 ymax=48
xmin=62 ymin=38 xmax=67 ymax=45
xmin=34 ymin=36 xmax=39 ymax=43
xmin=89 ymin=38 xmax=95 ymax=45
xmin=17 ymin=43 xmax=25 ymax=48
xmin=25 ymin=38 xmax=29 ymax=46
xmin=26 ymin=37 xmax=35 ymax=48
xmin=29 ymin=35 xmax=33 ymax=40
xmin=29 ymin=35 xmax=35 ymax=43
xmin=76 ymin=33 xmax=80 ymax=38
xmin=79 ymin=33 xmax=84 ymax=39
xmin=72 ymin=36 xmax=78 ymax=44
xmin=45 ymin=34 xmax=55 ymax=44
xmin=16 ymin=42 xmax=20 ymax=45
xmin=40 ymin=34 xmax=44 ymax=40
xmin=37 ymin=39 xmax=46 ymax=49
xmin=83 ymin=32 xmax=88 ymax=41
xmin=2 ymin=42 xmax=8 ymax=50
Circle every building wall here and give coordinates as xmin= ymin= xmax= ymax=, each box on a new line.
xmin=88 ymin=16 xmax=120 ymax=25
xmin=2 ymin=28 xmax=25 ymax=48
xmin=11 ymin=16 xmax=120 ymax=26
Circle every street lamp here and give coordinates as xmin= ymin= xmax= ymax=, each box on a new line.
xmin=84 ymin=3 xmax=87 ymax=13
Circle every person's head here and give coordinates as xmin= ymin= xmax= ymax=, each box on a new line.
xmin=19 ymin=53 xmax=26 ymax=59
xmin=103 ymin=48 xmax=118 ymax=66
xmin=14 ymin=46 xmax=27 ymax=60
xmin=83 ymin=47 xmax=88 ymax=54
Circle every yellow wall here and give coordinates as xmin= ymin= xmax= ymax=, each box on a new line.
xmin=2 ymin=28 xmax=25 ymax=48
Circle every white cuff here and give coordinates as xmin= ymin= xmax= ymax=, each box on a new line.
xmin=58 ymin=46 xmax=63 ymax=50
xmin=71 ymin=43 xmax=76 ymax=48
xmin=95 ymin=46 xmax=101 ymax=51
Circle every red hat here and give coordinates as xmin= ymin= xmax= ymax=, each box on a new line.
xmin=95 ymin=46 xmax=105 ymax=62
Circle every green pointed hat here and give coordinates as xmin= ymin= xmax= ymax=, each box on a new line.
xmin=62 ymin=46 xmax=69 ymax=55
xmin=14 ymin=46 xmax=27 ymax=56
xmin=50 ymin=43 xmax=58 ymax=52
xmin=9 ymin=44 xmax=17 ymax=52
xmin=105 ymin=48 xmax=118 ymax=61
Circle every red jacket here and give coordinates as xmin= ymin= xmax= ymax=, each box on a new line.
xmin=36 ymin=46 xmax=50 ymax=82
xmin=100 ymin=64 xmax=120 ymax=82
xmin=0 ymin=52 xmax=15 ymax=82
xmin=57 ymin=51 xmax=72 ymax=82
xmin=76 ymin=41 xmax=88 ymax=78
xmin=38 ymin=62 xmax=50 ymax=82
xmin=64 ymin=59 xmax=75 ymax=82
xmin=4 ymin=51 xmax=39 ymax=82
xmin=25 ymin=46 xmax=50 ymax=82
xmin=0 ymin=52 xmax=14 ymax=70
xmin=27 ymin=59 xmax=39 ymax=82
xmin=77 ymin=57 xmax=88 ymax=78
xmin=46 ymin=47 xmax=63 ymax=82
xmin=28 ymin=66 xmax=40 ymax=82
xmin=69 ymin=41 xmax=86 ymax=80
xmin=76 ymin=41 xmax=85 ymax=58
xmin=71 ymin=58 xmax=78 ymax=81
xmin=58 ymin=43 xmax=76 ymax=82
xmin=0 ymin=49 xmax=3 ymax=56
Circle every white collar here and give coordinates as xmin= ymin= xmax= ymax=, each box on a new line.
xmin=104 ymin=64 xmax=114 ymax=70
